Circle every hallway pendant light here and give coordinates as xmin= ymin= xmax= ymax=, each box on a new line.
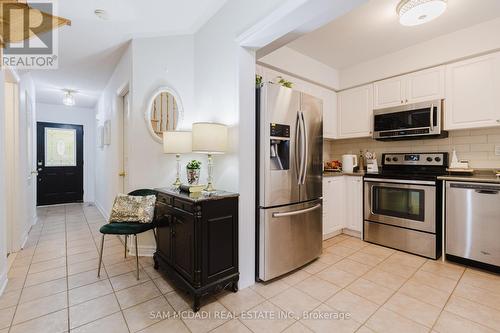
xmin=63 ymin=90 xmax=75 ymax=106
xmin=397 ymin=0 xmax=447 ymax=26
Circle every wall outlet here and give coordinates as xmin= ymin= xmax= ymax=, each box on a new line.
xmin=496 ymin=145 xmax=500 ymax=156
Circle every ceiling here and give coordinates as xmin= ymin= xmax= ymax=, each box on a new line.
xmin=287 ymin=0 xmax=500 ymax=70
xmin=30 ymin=0 xmax=227 ymax=108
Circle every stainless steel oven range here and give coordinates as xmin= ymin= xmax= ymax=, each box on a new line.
xmin=363 ymin=152 xmax=448 ymax=259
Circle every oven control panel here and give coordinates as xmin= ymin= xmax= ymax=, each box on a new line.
xmin=382 ymin=153 xmax=447 ymax=167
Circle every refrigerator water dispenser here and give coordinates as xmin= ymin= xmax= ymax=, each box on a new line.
xmin=269 ymin=123 xmax=290 ymax=170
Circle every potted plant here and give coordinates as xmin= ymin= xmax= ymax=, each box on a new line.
xmin=186 ymin=160 xmax=202 ymax=185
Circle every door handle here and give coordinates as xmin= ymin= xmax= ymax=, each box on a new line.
xmin=118 ymin=171 xmax=126 ymax=177
xmin=300 ymin=111 xmax=308 ymax=185
xmin=295 ymin=111 xmax=303 ymax=185
xmin=295 ymin=112 xmax=301 ymax=184
xmin=272 ymin=203 xmax=321 ymax=218
xmin=429 ymin=103 xmax=434 ymax=132
xmin=475 ymin=189 xmax=499 ymax=195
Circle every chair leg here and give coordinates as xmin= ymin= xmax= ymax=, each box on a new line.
xmin=135 ymin=234 xmax=139 ymax=280
xmin=124 ymin=235 xmax=128 ymax=258
xmin=98 ymin=234 xmax=105 ymax=277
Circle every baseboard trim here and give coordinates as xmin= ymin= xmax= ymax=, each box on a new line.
xmin=342 ymin=228 xmax=361 ymax=238
xmin=323 ymin=229 xmax=342 ymax=240
xmin=94 ymin=201 xmax=109 ymax=220
xmin=127 ymin=244 xmax=156 ymax=257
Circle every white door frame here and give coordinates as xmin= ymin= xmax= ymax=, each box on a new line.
xmin=3 ymin=69 xmax=20 ymax=255
xmin=117 ymin=83 xmax=130 ymax=194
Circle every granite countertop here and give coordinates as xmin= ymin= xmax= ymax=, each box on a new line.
xmin=155 ymin=187 xmax=239 ymax=202
xmin=323 ymin=170 xmax=366 ymax=177
xmin=438 ymin=170 xmax=500 ymax=184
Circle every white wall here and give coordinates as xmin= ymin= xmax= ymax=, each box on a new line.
xmin=95 ymin=44 xmax=132 ymax=217
xmin=258 ymin=46 xmax=340 ymax=90
xmin=95 ymin=36 xmax=198 ymax=255
xmin=340 ymin=17 xmax=500 ymax=89
xmin=37 ymin=103 xmax=96 ymax=203
xmin=0 ymin=70 xmax=8 ymax=294
xmin=129 ymin=35 xmax=196 ymax=191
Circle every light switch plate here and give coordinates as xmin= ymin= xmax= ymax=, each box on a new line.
xmin=495 ymin=145 xmax=500 ymax=156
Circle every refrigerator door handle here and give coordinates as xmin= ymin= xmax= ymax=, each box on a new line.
xmin=300 ymin=111 xmax=308 ymax=185
xmin=294 ymin=111 xmax=302 ymax=185
xmin=272 ymin=203 xmax=321 ymax=218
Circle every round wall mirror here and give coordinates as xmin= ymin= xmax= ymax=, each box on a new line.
xmin=145 ymin=87 xmax=183 ymax=142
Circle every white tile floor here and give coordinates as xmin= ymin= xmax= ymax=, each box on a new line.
xmin=1 ymin=203 xmax=500 ymax=332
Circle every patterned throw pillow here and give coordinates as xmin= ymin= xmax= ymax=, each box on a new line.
xmin=109 ymin=194 xmax=156 ymax=224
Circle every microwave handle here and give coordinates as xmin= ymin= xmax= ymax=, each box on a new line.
xmin=429 ymin=103 xmax=434 ymax=131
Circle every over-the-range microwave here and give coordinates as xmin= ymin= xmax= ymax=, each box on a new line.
xmin=373 ymin=100 xmax=448 ymax=141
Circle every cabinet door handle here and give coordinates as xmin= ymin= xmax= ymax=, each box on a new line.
xmin=475 ymin=189 xmax=499 ymax=195
xmin=496 ymin=119 xmax=500 ymax=123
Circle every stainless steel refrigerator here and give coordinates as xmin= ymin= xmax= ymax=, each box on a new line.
xmin=256 ymin=82 xmax=323 ymax=281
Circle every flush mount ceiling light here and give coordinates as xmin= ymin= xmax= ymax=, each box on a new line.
xmin=397 ymin=0 xmax=447 ymax=26
xmin=62 ymin=90 xmax=76 ymax=106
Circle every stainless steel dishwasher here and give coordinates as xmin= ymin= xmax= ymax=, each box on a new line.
xmin=446 ymin=181 xmax=500 ymax=270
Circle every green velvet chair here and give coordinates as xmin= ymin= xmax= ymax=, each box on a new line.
xmin=97 ymin=189 xmax=159 ymax=280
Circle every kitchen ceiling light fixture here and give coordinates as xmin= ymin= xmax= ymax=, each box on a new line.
xmin=397 ymin=0 xmax=447 ymax=26
xmin=62 ymin=90 xmax=76 ymax=106
xmin=94 ymin=9 xmax=108 ymax=20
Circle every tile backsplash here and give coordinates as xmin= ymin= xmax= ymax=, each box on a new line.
xmin=324 ymin=128 xmax=500 ymax=169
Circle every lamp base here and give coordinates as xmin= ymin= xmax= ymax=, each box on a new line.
xmin=173 ymin=178 xmax=182 ymax=188
xmin=204 ymin=182 xmax=216 ymax=192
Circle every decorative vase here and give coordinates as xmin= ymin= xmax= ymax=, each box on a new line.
xmin=186 ymin=168 xmax=200 ymax=185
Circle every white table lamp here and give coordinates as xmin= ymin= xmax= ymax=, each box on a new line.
xmin=191 ymin=122 xmax=227 ymax=192
xmin=163 ymin=131 xmax=192 ymax=187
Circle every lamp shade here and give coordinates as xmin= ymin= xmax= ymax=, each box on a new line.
xmin=163 ymin=131 xmax=192 ymax=154
xmin=192 ymin=122 xmax=228 ymax=154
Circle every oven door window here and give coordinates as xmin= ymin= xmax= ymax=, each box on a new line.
xmin=372 ymin=186 xmax=425 ymax=222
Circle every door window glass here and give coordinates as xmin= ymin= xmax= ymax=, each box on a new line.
xmin=45 ymin=128 xmax=77 ymax=166
xmin=373 ymin=186 xmax=425 ymax=221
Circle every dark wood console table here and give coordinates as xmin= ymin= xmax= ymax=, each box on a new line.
xmin=153 ymin=188 xmax=239 ymax=311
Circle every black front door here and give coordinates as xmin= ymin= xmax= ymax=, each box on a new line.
xmin=37 ymin=122 xmax=84 ymax=205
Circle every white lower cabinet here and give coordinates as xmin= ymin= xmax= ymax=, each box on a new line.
xmin=323 ymin=176 xmax=363 ymax=239
xmin=323 ymin=177 xmax=344 ymax=238
xmin=344 ymin=176 xmax=363 ymax=235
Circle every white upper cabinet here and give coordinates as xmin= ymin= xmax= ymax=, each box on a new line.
xmin=337 ymin=84 xmax=374 ymax=139
xmin=373 ymin=76 xmax=405 ymax=109
xmin=406 ymin=67 xmax=445 ymax=104
xmin=445 ymin=53 xmax=500 ymax=130
xmin=373 ymin=67 xmax=445 ymax=109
